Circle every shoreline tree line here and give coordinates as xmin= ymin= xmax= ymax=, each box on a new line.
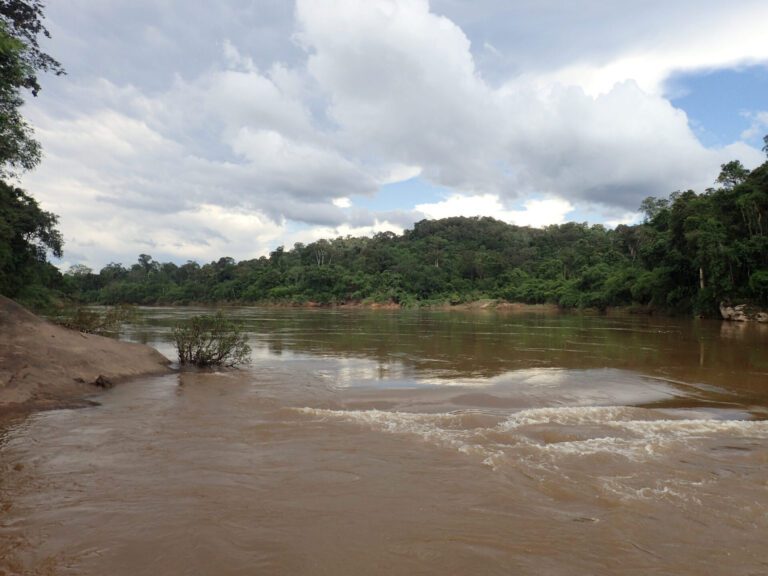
xmin=61 ymin=155 xmax=768 ymax=315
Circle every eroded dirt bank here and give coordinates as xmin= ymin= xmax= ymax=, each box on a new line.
xmin=0 ymin=296 xmax=171 ymax=415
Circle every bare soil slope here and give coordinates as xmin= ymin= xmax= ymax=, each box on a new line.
xmin=0 ymin=296 xmax=171 ymax=413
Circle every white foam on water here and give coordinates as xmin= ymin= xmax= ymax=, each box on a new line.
xmin=498 ymin=406 xmax=648 ymax=428
xmin=619 ymin=418 xmax=768 ymax=437
xmin=296 ymin=405 xmax=768 ymax=505
xmin=497 ymin=406 xmax=768 ymax=460
xmin=294 ymin=406 xmax=768 ymax=463
xmin=294 ymin=407 xmax=522 ymax=467
xmin=294 ymin=407 xmax=506 ymax=461
xmin=599 ymin=476 xmax=708 ymax=505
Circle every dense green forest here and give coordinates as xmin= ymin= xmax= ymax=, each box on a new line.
xmin=57 ymin=156 xmax=768 ymax=315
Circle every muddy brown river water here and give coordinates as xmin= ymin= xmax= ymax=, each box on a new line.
xmin=1 ymin=308 xmax=767 ymax=575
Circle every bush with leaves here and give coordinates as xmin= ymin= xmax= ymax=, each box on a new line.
xmin=172 ymin=312 xmax=251 ymax=367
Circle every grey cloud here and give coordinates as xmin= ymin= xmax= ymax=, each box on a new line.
xmin=496 ymin=80 xmax=765 ymax=209
xmin=42 ymin=0 xmax=302 ymax=93
xmin=369 ymin=209 xmax=426 ymax=229
xmin=431 ymin=0 xmax=768 ymax=84
xmin=133 ymin=237 xmax=158 ymax=248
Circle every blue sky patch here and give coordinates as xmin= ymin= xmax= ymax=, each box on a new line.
xmin=357 ymin=177 xmax=449 ymax=212
xmin=667 ymin=65 xmax=768 ymax=148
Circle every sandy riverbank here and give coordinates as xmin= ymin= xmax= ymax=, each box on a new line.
xmin=239 ymin=299 xmax=561 ymax=312
xmin=0 ymin=296 xmax=171 ymax=417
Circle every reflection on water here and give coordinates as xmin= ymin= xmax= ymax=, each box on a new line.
xmin=125 ymin=306 xmax=768 ymax=392
xmin=1 ymin=307 xmax=767 ymax=575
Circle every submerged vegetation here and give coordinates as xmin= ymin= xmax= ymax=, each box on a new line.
xmin=56 ymin=157 xmax=768 ymax=316
xmin=173 ymin=313 xmax=251 ymax=367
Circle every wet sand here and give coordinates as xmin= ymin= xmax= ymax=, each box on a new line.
xmin=0 ymin=297 xmax=171 ymax=416
xmin=1 ymin=308 xmax=767 ymax=575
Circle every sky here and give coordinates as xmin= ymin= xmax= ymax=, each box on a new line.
xmin=18 ymin=0 xmax=768 ymax=269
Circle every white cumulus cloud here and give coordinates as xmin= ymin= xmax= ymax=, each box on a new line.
xmin=416 ymin=194 xmax=574 ymax=227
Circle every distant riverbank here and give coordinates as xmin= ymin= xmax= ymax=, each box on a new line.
xmin=145 ymin=298 xmax=663 ymax=317
xmin=217 ymin=298 xmax=768 ymax=320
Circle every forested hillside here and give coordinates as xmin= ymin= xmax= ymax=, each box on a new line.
xmin=62 ymin=158 xmax=768 ymax=315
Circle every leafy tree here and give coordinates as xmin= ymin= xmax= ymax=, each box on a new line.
xmin=0 ymin=0 xmax=64 ymax=95
xmin=0 ymin=1 xmax=63 ymax=306
xmin=716 ymin=160 xmax=749 ymax=190
xmin=0 ymin=180 xmax=62 ymax=296
xmin=0 ymin=1 xmax=63 ymax=176
xmin=640 ymin=196 xmax=669 ymax=222
xmin=749 ymin=270 xmax=768 ymax=304
xmin=0 ymin=24 xmax=39 ymax=175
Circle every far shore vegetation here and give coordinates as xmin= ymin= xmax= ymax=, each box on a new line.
xmin=38 ymin=154 xmax=768 ymax=317
xmin=4 ymin=157 xmax=768 ymax=318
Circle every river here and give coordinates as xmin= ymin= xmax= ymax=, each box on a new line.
xmin=1 ymin=308 xmax=767 ymax=575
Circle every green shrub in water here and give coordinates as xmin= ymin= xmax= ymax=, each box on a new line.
xmin=172 ymin=313 xmax=251 ymax=367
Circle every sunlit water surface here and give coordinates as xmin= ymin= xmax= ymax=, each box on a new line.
xmin=2 ymin=308 xmax=767 ymax=575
